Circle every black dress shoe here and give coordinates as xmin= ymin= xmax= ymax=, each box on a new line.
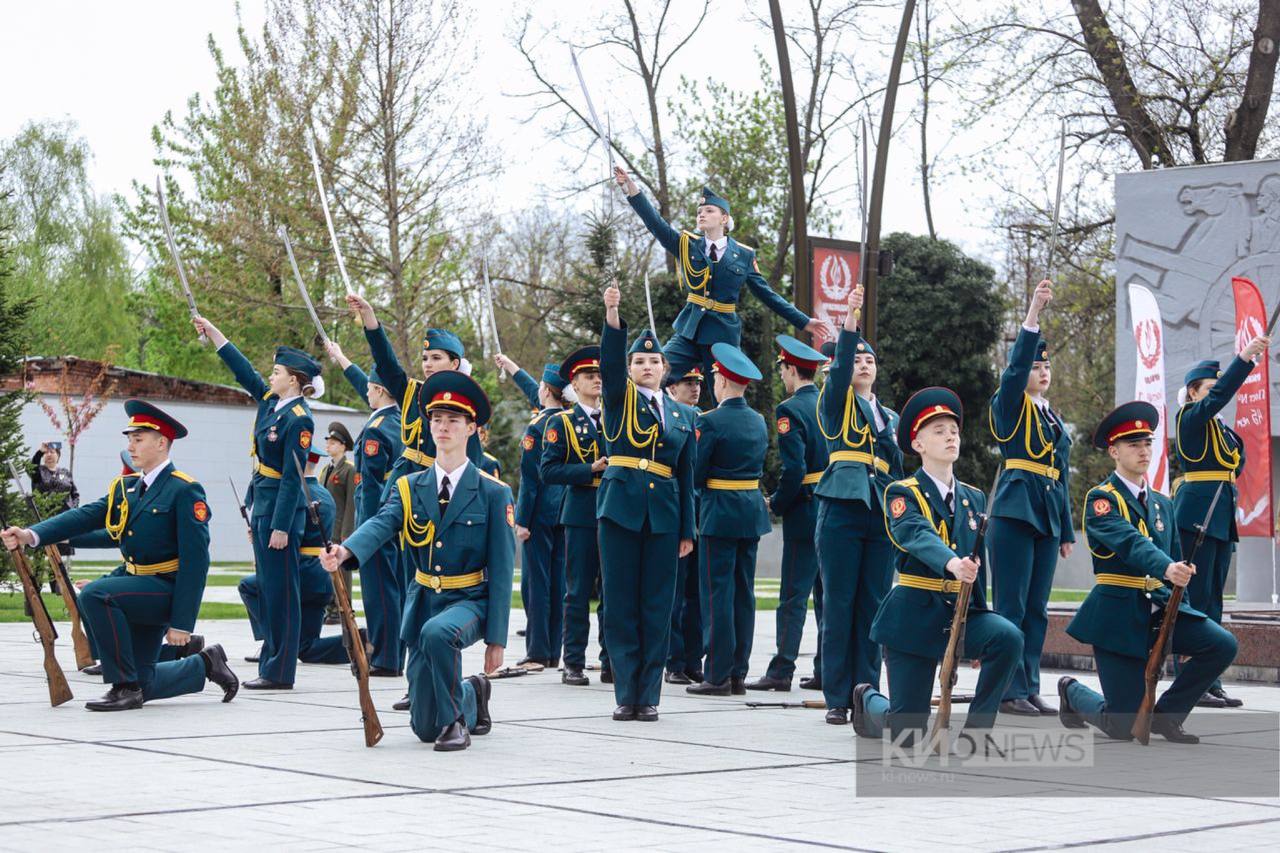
xmin=82 ymin=662 xmax=103 ymax=676
xmin=665 ymin=670 xmax=693 ymax=685
xmin=744 ymin=675 xmax=792 ymax=692
xmin=799 ymin=675 xmax=821 ymax=690
xmin=368 ymin=666 xmax=402 ymax=677
xmin=999 ymin=698 xmax=1040 ymax=716
xmin=244 ymin=645 xmax=261 ymax=663
xmin=467 ymin=674 xmax=492 ymax=735
xmin=686 ymin=679 xmax=731 ymax=696
xmin=562 ymin=668 xmax=589 ymax=686
xmin=393 ymin=694 xmax=411 ymax=711
xmin=1196 ymin=691 xmax=1229 ymax=708
xmin=86 ymin=684 xmax=144 ymax=712
xmin=434 ymin=720 xmax=471 ymax=751
xmin=1209 ymin=686 xmax=1243 ymax=708
xmin=851 ymin=684 xmax=874 ymax=738
xmin=730 ymin=677 xmax=746 ymax=696
xmin=1152 ymin=715 xmax=1200 ymax=744
xmin=600 ymin=668 xmax=614 ymax=684
xmin=242 ymin=677 xmax=292 ymax=690
xmin=612 ymin=704 xmax=636 ymax=721
xmin=516 ymin=629 xmax=526 ymax=637
xmin=1057 ymin=677 xmax=1086 ymax=729
xmin=1027 ymin=693 xmax=1057 ymax=715
xmin=635 ymin=704 xmax=659 ymax=722
xmin=199 ymin=645 xmax=239 ymax=703
xmin=175 ymin=634 xmax=205 ymax=659
xmin=687 ymin=670 xmax=705 ymax=683
xmin=825 ymin=707 xmax=849 ymax=725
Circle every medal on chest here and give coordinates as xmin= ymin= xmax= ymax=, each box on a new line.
xmin=267 ymin=425 xmax=278 ymax=442
xmin=969 ymin=515 xmax=978 ymax=531
xmin=1155 ymin=511 xmax=1164 ymax=533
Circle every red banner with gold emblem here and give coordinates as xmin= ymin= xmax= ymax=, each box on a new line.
xmin=1230 ymin=276 xmax=1272 ymax=538
xmin=809 ymin=238 xmax=862 ymax=347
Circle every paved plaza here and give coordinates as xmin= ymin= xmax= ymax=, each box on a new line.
xmin=1 ymin=611 xmax=1277 ymax=852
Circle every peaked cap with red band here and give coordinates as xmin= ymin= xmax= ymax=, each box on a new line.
xmin=1092 ymin=400 xmax=1158 ymax=450
xmin=774 ymin=333 xmax=828 ymax=371
xmin=558 ymin=345 xmax=602 ymax=384
xmin=896 ymin=387 xmax=963 ymax=454
xmin=419 ymin=370 xmax=492 ymax=427
xmin=122 ymin=399 xmax=188 ymax=441
xmin=710 ymin=342 xmax=762 ymax=386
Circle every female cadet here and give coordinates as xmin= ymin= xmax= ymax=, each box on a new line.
xmin=194 ymin=316 xmax=321 ymax=690
xmin=597 ymin=284 xmax=696 ymax=723
xmin=1172 ymin=332 xmax=1268 ymax=708
xmin=987 ymin=279 xmax=1074 ymax=716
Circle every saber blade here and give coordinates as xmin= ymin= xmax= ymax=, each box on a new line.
xmin=279 ymin=226 xmax=332 ymax=347
xmin=1046 ymin=117 xmax=1067 ymax=280
xmin=155 ymin=176 xmax=206 ymax=343
xmin=481 ymin=256 xmax=504 ymax=380
xmin=570 ymin=47 xmax=615 ymax=174
xmin=306 ymin=134 xmax=355 ymax=296
xmin=643 ymin=270 xmax=657 ymax=335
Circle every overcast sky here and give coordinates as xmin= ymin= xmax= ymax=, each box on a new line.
xmin=1 ymin=1 xmax=1043 ymax=266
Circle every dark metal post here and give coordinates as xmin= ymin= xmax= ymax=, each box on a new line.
xmin=769 ymin=0 xmax=810 ymax=316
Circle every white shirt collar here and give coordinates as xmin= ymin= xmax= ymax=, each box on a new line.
xmin=857 ymin=391 xmax=886 ymax=431
xmin=370 ymin=403 xmax=396 ymax=418
xmin=921 ymin=468 xmax=955 ymax=503
xmin=274 ymin=394 xmax=301 ymax=412
xmin=140 ymin=460 xmax=172 ymax=489
xmin=704 ymin=235 xmax=728 ymax=255
xmin=579 ymin=402 xmax=601 ymax=418
xmin=1114 ymin=471 xmax=1146 ymax=499
xmin=436 ymin=459 xmax=470 ymax=495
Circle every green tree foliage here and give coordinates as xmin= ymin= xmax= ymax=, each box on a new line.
xmin=0 ymin=121 xmax=138 ymax=363
xmin=875 ymin=232 xmax=1004 ymax=487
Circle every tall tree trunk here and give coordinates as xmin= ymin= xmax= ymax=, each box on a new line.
xmin=1225 ymin=0 xmax=1280 ymax=161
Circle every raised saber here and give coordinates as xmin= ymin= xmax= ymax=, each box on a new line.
xmin=306 ymin=134 xmax=355 ymax=296
xmin=279 ymin=225 xmax=331 ymax=348
xmin=1045 ymin=117 xmax=1067 ymax=281
xmin=854 ymin=117 xmax=870 ymax=328
xmin=570 ymin=47 xmax=615 ymax=175
xmin=643 ymin=270 xmax=658 ymax=335
xmin=481 ymin=256 xmax=505 ymax=381
xmin=155 ymin=176 xmax=206 ymax=343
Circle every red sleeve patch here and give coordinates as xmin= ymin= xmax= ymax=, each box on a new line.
xmin=889 ymin=496 xmax=907 ymax=519
xmin=1092 ymin=498 xmax=1112 ymax=516
xmin=506 ymin=504 xmax=515 ymax=527
xmin=193 ymin=501 xmax=209 ymax=522
xmin=299 ymin=430 xmax=312 ymax=449
xmin=546 ymin=428 xmax=559 ymax=444
xmin=364 ymin=439 xmax=380 ymax=457
xmin=522 ymin=434 xmax=535 ymax=451
xmin=695 ymin=428 xmax=702 ymax=441
xmin=354 ymin=472 xmax=362 ymax=486
xmin=777 ymin=416 xmax=791 ymax=435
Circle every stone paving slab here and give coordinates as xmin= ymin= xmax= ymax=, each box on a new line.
xmin=0 ymin=612 xmax=1277 ymax=851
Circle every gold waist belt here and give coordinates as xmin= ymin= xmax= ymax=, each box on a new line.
xmin=828 ymin=450 xmax=890 ymax=474
xmin=1004 ymin=459 xmax=1061 ymax=480
xmin=686 ymin=293 xmax=737 ymax=313
xmin=414 ymin=569 xmax=486 ymax=593
xmin=1183 ymin=471 xmax=1235 ymax=483
xmin=256 ymin=462 xmax=282 ymax=479
xmin=125 ymin=558 xmax=180 ymax=576
xmin=608 ymin=456 xmax=673 ymax=478
xmin=897 ymin=573 xmax=962 ymax=594
xmin=1095 ymin=573 xmax=1163 ymax=592
xmin=705 ymin=478 xmax=760 ymax=491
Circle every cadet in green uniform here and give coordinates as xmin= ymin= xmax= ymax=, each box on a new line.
xmin=514 ymin=363 xmax=569 ymax=667
xmin=747 ymin=335 xmax=830 ymax=692
xmin=598 ymin=284 xmax=696 ymax=721
xmin=987 ymin=280 xmax=1074 ymax=716
xmin=614 ymin=167 xmax=822 ymax=397
xmin=814 ymin=286 xmax=902 ymax=723
xmin=2 ymin=401 xmax=238 ymax=711
xmin=542 ymin=346 xmax=611 ymax=685
xmin=1171 ymin=332 xmax=1267 ymax=709
xmin=239 ymin=445 xmax=349 ymax=665
xmin=850 ymin=388 xmax=1023 ymax=741
xmin=196 ymin=316 xmax=321 ymax=690
xmin=327 ymin=341 xmax=407 ymax=676
xmin=686 ymin=343 xmax=771 ymax=695
xmin=1058 ymin=402 xmax=1238 ymax=744
xmin=323 ymin=370 xmax=513 ymax=751
xmin=665 ymin=366 xmax=705 ymax=684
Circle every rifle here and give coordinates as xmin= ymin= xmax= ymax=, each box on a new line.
xmin=930 ymin=509 xmax=989 ymax=750
xmin=8 ymin=462 xmax=93 ymax=670
xmin=293 ymin=453 xmax=383 ymax=747
xmin=1132 ymin=481 xmax=1225 ymax=744
xmin=0 ymin=507 xmax=73 ymax=706
xmin=745 ymin=700 xmax=826 ymax=709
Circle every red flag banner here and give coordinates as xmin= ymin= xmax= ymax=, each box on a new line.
xmin=1230 ymin=276 xmax=1272 ymax=538
xmin=809 ymin=238 xmax=862 ymax=346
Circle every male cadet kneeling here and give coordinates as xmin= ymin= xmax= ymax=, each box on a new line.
xmin=1057 ymin=402 xmax=1238 ymax=744
xmin=851 ymin=388 xmax=1023 ymax=742
xmin=322 ymin=371 xmax=513 ymax=751
xmin=1 ymin=400 xmax=238 ymax=711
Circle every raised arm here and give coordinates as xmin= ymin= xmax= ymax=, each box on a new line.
xmin=195 ymin=316 xmax=269 ymax=400
xmin=600 ymin=285 xmax=628 ymax=413
xmin=993 ymin=280 xmax=1053 ymax=429
xmin=615 ymin=166 xmax=681 ymax=256
xmin=742 ymin=250 xmax=820 ymax=335
xmin=496 ymin=354 xmax=540 ymax=410
xmin=1180 ymin=336 xmax=1268 ymax=429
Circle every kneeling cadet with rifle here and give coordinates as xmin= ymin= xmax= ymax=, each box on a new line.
xmin=1 ymin=401 xmax=239 ymax=711
xmin=322 ymin=370 xmax=513 ymax=751
xmin=851 ymin=388 xmax=1023 ymax=741
xmin=1058 ymin=402 xmax=1238 ymax=744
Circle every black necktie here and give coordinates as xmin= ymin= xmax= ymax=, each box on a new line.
xmin=1137 ymin=489 xmax=1147 ymax=510
xmin=590 ymin=412 xmax=602 ymax=434
xmin=709 ymin=243 xmax=719 ymax=262
xmin=944 ymin=491 xmax=954 ymax=514
xmin=137 ymin=479 xmax=148 ymax=499
xmin=438 ymin=476 xmax=451 ymax=512
xmin=649 ymin=396 xmax=663 ymax=428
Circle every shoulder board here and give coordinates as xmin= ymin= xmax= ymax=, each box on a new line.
xmin=896 ymin=477 xmax=918 ymax=488
xmin=735 ymin=241 xmax=755 ymax=252
xmin=478 ymin=468 xmax=504 ymax=485
xmin=484 ymin=451 xmax=499 ymax=462
xmin=123 ymin=472 xmax=141 ymax=479
xmin=261 ymin=390 xmax=273 ymax=401
xmin=292 ymin=403 xmax=306 ymax=417
xmin=370 ymin=416 xmax=385 ymax=429
xmin=681 ymin=229 xmax=701 ymax=240
xmin=170 ymin=470 xmax=196 ymax=484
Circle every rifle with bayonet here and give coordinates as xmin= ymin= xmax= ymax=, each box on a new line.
xmin=1132 ymin=481 xmax=1225 ymax=745
xmin=930 ymin=509 xmax=989 ymax=749
xmin=7 ymin=462 xmax=93 ymax=670
xmin=293 ymin=452 xmax=383 ymax=747
xmin=0 ymin=506 xmax=73 ymax=706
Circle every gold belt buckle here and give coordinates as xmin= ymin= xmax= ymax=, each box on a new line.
xmin=638 ymin=458 xmax=649 ymax=471
xmin=1143 ymin=576 xmax=1161 ymax=592
xmin=425 ymin=574 xmax=442 ymax=592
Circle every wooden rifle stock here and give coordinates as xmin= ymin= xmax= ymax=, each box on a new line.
xmin=333 ymin=566 xmax=383 ymax=747
xmin=930 ymin=512 xmax=988 ymax=748
xmin=1 ymin=516 xmax=73 ymax=706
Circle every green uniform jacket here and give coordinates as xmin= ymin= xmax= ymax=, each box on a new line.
xmin=1172 ymin=355 xmax=1252 ymax=542
xmin=768 ymin=384 xmax=826 ymax=540
xmin=1067 ymin=474 xmax=1203 ymax=659
xmin=869 ymin=474 xmax=988 ymax=660
xmin=340 ymin=363 xmax=405 ymax=523
xmin=627 ymin=191 xmax=808 ymax=344
xmin=31 ymin=463 xmax=212 ymax=632
xmin=344 ymin=463 xmax=515 ymax=647
xmin=515 ymin=407 xmax=566 ymax=529
xmin=694 ymin=397 xmax=771 ymax=539
xmin=988 ymin=326 xmax=1074 ymax=542
xmin=541 ymin=404 xmax=605 ymax=528
xmin=814 ymin=329 xmax=902 ymax=508
xmin=598 ymin=320 xmax=696 ymax=538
